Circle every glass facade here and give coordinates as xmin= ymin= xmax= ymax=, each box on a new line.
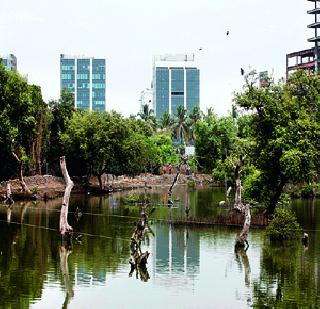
xmin=155 ymin=68 xmax=169 ymax=118
xmin=60 ymin=55 xmax=106 ymax=111
xmin=92 ymin=59 xmax=106 ymax=112
xmin=186 ymin=68 xmax=200 ymax=111
xmin=77 ymin=59 xmax=90 ymax=110
xmin=154 ymin=65 xmax=199 ymax=118
xmin=60 ymin=58 xmax=75 ymax=95
xmin=171 ymin=68 xmax=184 ymax=115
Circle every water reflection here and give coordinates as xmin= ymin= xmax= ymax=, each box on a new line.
xmin=60 ymin=242 xmax=74 ymax=308
xmin=0 ymin=190 xmax=319 ymax=308
xmin=235 ymin=247 xmax=251 ymax=287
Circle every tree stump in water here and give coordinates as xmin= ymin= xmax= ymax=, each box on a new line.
xmin=235 ymin=204 xmax=251 ymax=249
xmin=59 ymin=156 xmax=74 ymax=238
xmin=129 ymin=206 xmax=154 ymax=281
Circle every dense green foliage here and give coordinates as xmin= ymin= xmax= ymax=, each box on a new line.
xmin=0 ymin=64 xmax=48 ymax=180
xmin=1 ymin=61 xmax=319 ymax=214
xmin=234 ymin=70 xmax=320 ymax=213
xmin=265 ymin=207 xmax=302 ymax=240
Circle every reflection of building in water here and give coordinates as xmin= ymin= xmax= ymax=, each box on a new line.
xmin=74 ymin=265 xmax=108 ymax=287
xmin=152 ymin=223 xmax=200 ymax=284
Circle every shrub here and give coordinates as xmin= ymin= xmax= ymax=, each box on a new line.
xmin=266 ymin=207 xmax=302 ymax=240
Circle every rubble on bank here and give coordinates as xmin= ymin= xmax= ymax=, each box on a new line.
xmin=0 ymin=173 xmax=213 ymax=201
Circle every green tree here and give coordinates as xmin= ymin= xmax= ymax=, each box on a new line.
xmin=0 ymin=64 xmax=47 ymax=181
xmin=172 ymin=105 xmax=191 ymax=144
xmin=158 ymin=111 xmax=174 ymax=132
xmin=235 ymin=70 xmax=320 ymax=214
xmin=47 ymin=90 xmax=75 ymax=174
xmin=194 ymin=114 xmax=237 ymax=173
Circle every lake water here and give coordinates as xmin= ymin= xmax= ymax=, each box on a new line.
xmin=0 ymin=186 xmax=319 ymax=308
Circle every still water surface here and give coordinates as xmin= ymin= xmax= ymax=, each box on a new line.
xmin=0 ymin=186 xmax=319 ymax=308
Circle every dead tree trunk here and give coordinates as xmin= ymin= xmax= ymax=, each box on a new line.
xmin=4 ymin=183 xmax=14 ymax=205
xmin=235 ymin=203 xmax=251 ymax=249
xmin=167 ymin=155 xmax=188 ymax=205
xmin=234 ymin=155 xmax=245 ymax=211
xmin=233 ymin=155 xmax=251 ymax=249
xmin=60 ymin=156 xmax=74 ymax=236
xmin=129 ymin=206 xmax=155 ymax=280
xmin=12 ymin=152 xmax=31 ymax=194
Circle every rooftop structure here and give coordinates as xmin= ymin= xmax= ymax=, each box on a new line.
xmin=285 ymin=1 xmax=320 ymax=78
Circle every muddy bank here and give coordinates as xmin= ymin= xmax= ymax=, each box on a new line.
xmin=0 ymin=173 xmax=213 ymax=201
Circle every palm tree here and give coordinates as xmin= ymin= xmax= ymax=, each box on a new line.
xmin=138 ymin=104 xmax=154 ymax=121
xmin=172 ymin=105 xmax=190 ymax=145
xmin=188 ymin=106 xmax=202 ymax=126
xmin=188 ymin=106 xmax=202 ymax=142
xmin=138 ymin=103 xmax=157 ymax=130
xmin=158 ymin=111 xmax=174 ymax=132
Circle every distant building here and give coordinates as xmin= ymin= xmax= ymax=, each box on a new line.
xmin=259 ymin=71 xmax=269 ymax=87
xmin=152 ymin=54 xmax=200 ymax=119
xmin=139 ymin=88 xmax=153 ymax=112
xmin=286 ymin=48 xmax=315 ymax=79
xmin=60 ymin=54 xmax=106 ymax=111
xmin=1 ymin=54 xmax=17 ymax=71
xmin=286 ymin=0 xmax=320 ymax=78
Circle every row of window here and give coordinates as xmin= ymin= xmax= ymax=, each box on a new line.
xmin=92 ymin=73 xmax=105 ymax=80
xmin=92 ymin=83 xmax=105 ymax=89
xmin=61 ymin=73 xmax=73 ymax=80
xmin=93 ymin=100 xmax=105 ymax=105
xmin=61 ymin=65 xmax=75 ymax=71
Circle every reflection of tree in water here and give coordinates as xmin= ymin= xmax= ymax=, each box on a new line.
xmin=0 ymin=212 xmax=51 ymax=308
xmin=235 ymin=247 xmax=251 ymax=287
xmin=60 ymin=241 xmax=74 ymax=309
xmin=251 ymin=240 xmax=320 ymax=308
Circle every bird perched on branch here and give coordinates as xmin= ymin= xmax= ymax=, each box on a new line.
xmin=241 ymin=68 xmax=245 ymax=76
xmin=226 ymin=30 xmax=229 ymax=35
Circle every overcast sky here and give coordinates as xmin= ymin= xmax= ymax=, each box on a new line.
xmin=0 ymin=0 xmax=313 ymax=116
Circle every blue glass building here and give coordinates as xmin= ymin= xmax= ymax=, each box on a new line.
xmin=60 ymin=54 xmax=106 ymax=111
xmin=153 ymin=54 xmax=200 ymax=118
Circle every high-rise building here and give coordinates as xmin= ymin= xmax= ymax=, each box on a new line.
xmin=60 ymin=54 xmax=106 ymax=112
xmin=152 ymin=54 xmax=200 ymax=119
xmin=1 ymin=54 xmax=17 ymax=71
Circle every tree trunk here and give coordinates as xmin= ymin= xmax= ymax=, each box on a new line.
xmin=267 ymin=179 xmax=286 ymax=215
xmin=98 ymin=174 xmax=103 ymax=190
xmin=233 ymin=156 xmax=251 ymax=249
xmin=234 ymin=156 xmax=245 ymax=211
xmin=235 ymin=204 xmax=251 ymax=248
xmin=5 ymin=183 xmax=14 ymax=204
xmin=12 ymin=152 xmax=31 ymax=194
xmin=59 ymin=156 xmax=74 ymax=236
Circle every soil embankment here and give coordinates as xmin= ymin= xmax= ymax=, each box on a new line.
xmin=0 ymin=173 xmax=213 ymax=200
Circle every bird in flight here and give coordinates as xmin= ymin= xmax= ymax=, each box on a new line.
xmin=226 ymin=31 xmax=229 ymax=35
xmin=199 ymin=47 xmax=203 ymax=51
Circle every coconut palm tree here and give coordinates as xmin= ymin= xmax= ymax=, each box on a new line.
xmin=172 ymin=105 xmax=190 ymax=145
xmin=138 ymin=104 xmax=154 ymax=121
xmin=138 ymin=103 xmax=157 ymax=130
xmin=158 ymin=111 xmax=174 ymax=132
